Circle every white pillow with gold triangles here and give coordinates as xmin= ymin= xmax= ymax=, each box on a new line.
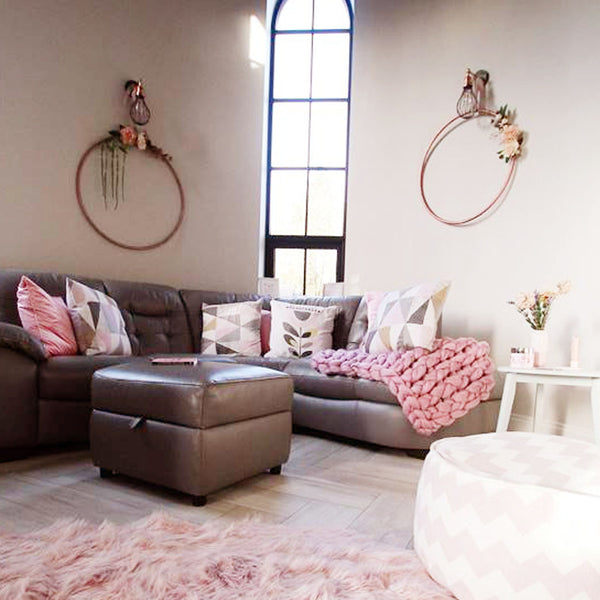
xmin=362 ymin=281 xmax=450 ymax=353
xmin=200 ymin=300 xmax=262 ymax=355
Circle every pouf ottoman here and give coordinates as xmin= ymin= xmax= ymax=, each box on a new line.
xmin=414 ymin=432 xmax=600 ymax=600
xmin=90 ymin=361 xmax=293 ymax=506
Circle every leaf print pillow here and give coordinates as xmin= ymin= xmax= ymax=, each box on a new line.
xmin=266 ymin=300 xmax=338 ymax=359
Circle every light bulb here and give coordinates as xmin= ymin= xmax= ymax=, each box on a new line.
xmin=130 ymin=95 xmax=151 ymax=126
xmin=456 ymin=69 xmax=477 ymax=119
xmin=456 ymin=87 xmax=477 ymax=119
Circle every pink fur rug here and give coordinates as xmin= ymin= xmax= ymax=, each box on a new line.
xmin=0 ymin=512 xmax=455 ymax=599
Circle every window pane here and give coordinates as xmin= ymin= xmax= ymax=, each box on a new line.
xmin=269 ymin=170 xmax=307 ymax=235
xmin=307 ymin=170 xmax=345 ymax=235
xmin=271 ymin=102 xmax=309 ymax=167
xmin=275 ymin=0 xmax=313 ymax=30
xmin=273 ymin=34 xmax=311 ymax=98
xmin=306 ymin=249 xmax=338 ymax=296
xmin=309 ymin=102 xmax=348 ymax=167
xmin=275 ymin=248 xmax=305 ymax=296
xmin=313 ymin=0 xmax=350 ymax=29
xmin=311 ymin=33 xmax=350 ymax=98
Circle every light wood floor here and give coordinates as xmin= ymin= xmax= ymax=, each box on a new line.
xmin=0 ymin=433 xmax=424 ymax=548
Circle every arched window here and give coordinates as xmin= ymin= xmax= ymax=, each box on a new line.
xmin=264 ymin=0 xmax=353 ymax=296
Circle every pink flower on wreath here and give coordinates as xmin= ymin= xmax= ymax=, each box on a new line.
xmin=502 ymin=124 xmax=521 ymax=143
xmin=120 ymin=126 xmax=137 ymax=146
xmin=137 ymin=131 xmax=147 ymax=150
xmin=501 ymin=124 xmax=522 ymax=158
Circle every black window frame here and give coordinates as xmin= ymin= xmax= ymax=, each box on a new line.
xmin=264 ymin=0 xmax=354 ymax=295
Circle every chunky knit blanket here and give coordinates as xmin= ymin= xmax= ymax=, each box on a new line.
xmin=311 ymin=338 xmax=495 ymax=436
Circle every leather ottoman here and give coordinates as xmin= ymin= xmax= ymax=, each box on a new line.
xmin=90 ymin=361 xmax=293 ymax=505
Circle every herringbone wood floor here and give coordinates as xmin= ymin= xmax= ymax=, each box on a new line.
xmin=0 ymin=432 xmax=424 ymax=547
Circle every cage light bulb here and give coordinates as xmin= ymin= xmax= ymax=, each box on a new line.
xmin=130 ymin=95 xmax=151 ymax=126
xmin=456 ymin=69 xmax=477 ymax=119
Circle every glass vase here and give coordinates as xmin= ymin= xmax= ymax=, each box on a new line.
xmin=530 ymin=329 xmax=548 ymax=368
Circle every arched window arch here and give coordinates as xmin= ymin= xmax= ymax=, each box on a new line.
xmin=264 ymin=0 xmax=353 ymax=296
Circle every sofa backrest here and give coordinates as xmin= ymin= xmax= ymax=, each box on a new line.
xmin=180 ymin=290 xmax=362 ymax=353
xmin=0 ymin=270 xmax=105 ymax=326
xmin=103 ymin=279 xmax=193 ymax=355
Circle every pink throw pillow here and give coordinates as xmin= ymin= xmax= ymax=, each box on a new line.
xmin=16 ymin=276 xmax=78 ymax=357
xmin=260 ymin=309 xmax=271 ymax=355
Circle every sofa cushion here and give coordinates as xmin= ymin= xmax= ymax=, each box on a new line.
xmin=200 ymin=300 xmax=262 ymax=356
xmin=67 ymin=278 xmax=132 ymax=356
xmin=16 ymin=276 xmax=78 ymax=357
xmin=104 ymin=280 xmax=193 ymax=356
xmin=0 ymin=270 xmax=105 ymax=326
xmin=266 ymin=300 xmax=338 ymax=359
xmin=38 ymin=356 xmax=146 ymax=402
xmin=283 ymin=358 xmax=397 ymax=405
xmin=277 ymin=295 xmax=361 ymax=349
xmin=180 ymin=290 xmax=268 ymax=352
xmin=363 ymin=282 xmax=450 ymax=353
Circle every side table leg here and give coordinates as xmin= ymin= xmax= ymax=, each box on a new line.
xmin=496 ymin=373 xmax=517 ymax=432
xmin=532 ymin=384 xmax=544 ymax=433
xmin=590 ymin=379 xmax=600 ymax=445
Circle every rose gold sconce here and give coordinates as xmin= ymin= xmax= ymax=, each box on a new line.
xmin=456 ymin=69 xmax=489 ymax=119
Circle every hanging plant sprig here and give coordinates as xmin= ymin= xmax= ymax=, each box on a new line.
xmin=99 ymin=125 xmax=172 ymax=210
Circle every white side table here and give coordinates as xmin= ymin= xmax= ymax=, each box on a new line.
xmin=496 ymin=366 xmax=600 ymax=444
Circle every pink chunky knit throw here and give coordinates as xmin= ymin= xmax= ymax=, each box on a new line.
xmin=312 ymin=338 xmax=495 ymax=435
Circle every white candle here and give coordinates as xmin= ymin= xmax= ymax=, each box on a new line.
xmin=570 ymin=336 xmax=579 ymax=368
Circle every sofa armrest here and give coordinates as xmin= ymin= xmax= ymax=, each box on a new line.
xmin=0 ymin=322 xmax=46 ymax=362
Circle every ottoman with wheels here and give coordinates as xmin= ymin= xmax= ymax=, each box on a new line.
xmin=414 ymin=432 xmax=600 ymax=600
xmin=90 ymin=361 xmax=293 ymax=506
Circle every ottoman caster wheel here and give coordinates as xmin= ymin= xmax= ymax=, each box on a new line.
xmin=269 ymin=465 xmax=282 ymax=475
xmin=99 ymin=468 xmax=113 ymax=479
xmin=192 ymin=495 xmax=207 ymax=507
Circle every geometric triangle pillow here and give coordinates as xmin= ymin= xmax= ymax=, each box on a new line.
xmin=200 ymin=300 xmax=262 ymax=356
xmin=362 ymin=281 xmax=450 ymax=354
xmin=66 ymin=278 xmax=132 ymax=356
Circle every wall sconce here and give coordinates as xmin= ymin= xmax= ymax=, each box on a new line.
xmin=456 ymin=68 xmax=489 ymax=119
xmin=125 ymin=79 xmax=151 ymax=126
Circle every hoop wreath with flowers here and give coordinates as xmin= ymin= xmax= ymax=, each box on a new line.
xmin=420 ymin=105 xmax=525 ymax=226
xmin=75 ymin=126 xmax=185 ymax=251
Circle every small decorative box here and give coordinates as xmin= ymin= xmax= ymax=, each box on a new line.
xmin=510 ymin=347 xmax=534 ymax=369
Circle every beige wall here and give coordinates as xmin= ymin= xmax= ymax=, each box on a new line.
xmin=0 ymin=0 xmax=264 ymax=292
xmin=3 ymin=0 xmax=599 ymax=439
xmin=346 ymin=0 xmax=600 ymax=439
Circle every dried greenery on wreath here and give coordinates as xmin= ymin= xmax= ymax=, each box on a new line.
xmin=100 ymin=126 xmax=172 ymax=210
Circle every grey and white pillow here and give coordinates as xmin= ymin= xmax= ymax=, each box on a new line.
xmin=66 ymin=278 xmax=132 ymax=356
xmin=266 ymin=300 xmax=338 ymax=359
xmin=201 ymin=300 xmax=262 ymax=355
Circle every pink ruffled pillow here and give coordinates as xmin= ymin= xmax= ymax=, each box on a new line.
xmin=16 ymin=276 xmax=78 ymax=357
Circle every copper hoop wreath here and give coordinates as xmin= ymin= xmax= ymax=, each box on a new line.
xmin=420 ymin=109 xmax=517 ymax=226
xmin=75 ymin=139 xmax=185 ymax=250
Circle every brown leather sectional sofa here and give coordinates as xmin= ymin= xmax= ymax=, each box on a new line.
xmin=0 ymin=269 xmax=500 ymax=456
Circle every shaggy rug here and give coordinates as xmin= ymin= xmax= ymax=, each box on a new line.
xmin=0 ymin=512 xmax=455 ymax=599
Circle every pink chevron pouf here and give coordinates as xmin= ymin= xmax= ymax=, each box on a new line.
xmin=414 ymin=432 xmax=600 ymax=600
xmin=0 ymin=512 xmax=454 ymax=599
